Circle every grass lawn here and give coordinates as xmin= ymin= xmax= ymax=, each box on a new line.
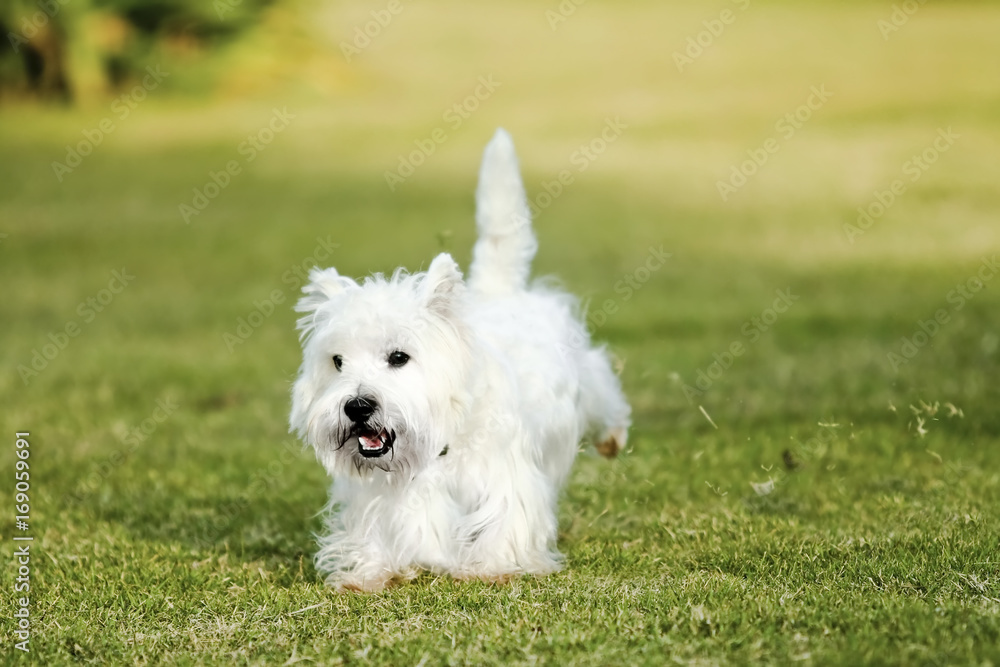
xmin=2 ymin=1 xmax=999 ymax=664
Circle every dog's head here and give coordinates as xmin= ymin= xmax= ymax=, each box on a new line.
xmin=290 ymin=253 xmax=470 ymax=478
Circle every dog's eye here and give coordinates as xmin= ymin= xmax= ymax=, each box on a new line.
xmin=332 ymin=355 xmax=343 ymax=371
xmin=387 ymin=351 xmax=409 ymax=368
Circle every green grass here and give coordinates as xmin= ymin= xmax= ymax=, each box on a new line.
xmin=2 ymin=1 xmax=1000 ymax=664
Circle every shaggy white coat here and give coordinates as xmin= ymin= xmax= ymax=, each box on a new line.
xmin=290 ymin=129 xmax=631 ymax=592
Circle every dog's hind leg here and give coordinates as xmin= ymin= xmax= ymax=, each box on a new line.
xmin=578 ymin=347 xmax=631 ymax=458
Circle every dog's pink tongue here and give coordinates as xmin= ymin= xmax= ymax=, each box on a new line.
xmin=359 ymin=434 xmax=382 ymax=450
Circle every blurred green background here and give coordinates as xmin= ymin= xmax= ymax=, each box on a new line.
xmin=1 ymin=0 xmax=999 ymax=664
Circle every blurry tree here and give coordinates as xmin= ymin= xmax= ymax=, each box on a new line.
xmin=1 ymin=0 xmax=72 ymax=101
xmin=1 ymin=0 xmax=275 ymax=104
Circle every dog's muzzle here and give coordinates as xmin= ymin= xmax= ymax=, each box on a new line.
xmin=343 ymin=396 xmax=395 ymax=458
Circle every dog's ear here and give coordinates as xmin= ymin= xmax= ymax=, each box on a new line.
xmin=295 ymin=267 xmax=357 ymax=339
xmin=421 ymin=253 xmax=464 ymax=316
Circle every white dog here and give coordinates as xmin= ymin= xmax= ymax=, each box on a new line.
xmin=290 ymin=129 xmax=631 ymax=592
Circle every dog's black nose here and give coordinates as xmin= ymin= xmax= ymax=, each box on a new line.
xmin=344 ymin=397 xmax=377 ymax=423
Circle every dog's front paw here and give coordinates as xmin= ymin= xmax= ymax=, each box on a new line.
xmin=326 ymin=566 xmax=417 ymax=594
xmin=327 ymin=571 xmax=394 ymax=594
xmin=454 ymin=571 xmax=516 ymax=586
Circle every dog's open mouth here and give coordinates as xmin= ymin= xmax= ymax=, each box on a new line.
xmin=354 ymin=428 xmax=394 ymax=458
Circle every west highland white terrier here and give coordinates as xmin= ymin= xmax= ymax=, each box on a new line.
xmin=290 ymin=129 xmax=631 ymax=592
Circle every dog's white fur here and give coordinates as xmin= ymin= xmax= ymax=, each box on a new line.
xmin=290 ymin=129 xmax=631 ymax=592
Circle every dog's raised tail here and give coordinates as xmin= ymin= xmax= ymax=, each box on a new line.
xmin=468 ymin=128 xmax=538 ymax=296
